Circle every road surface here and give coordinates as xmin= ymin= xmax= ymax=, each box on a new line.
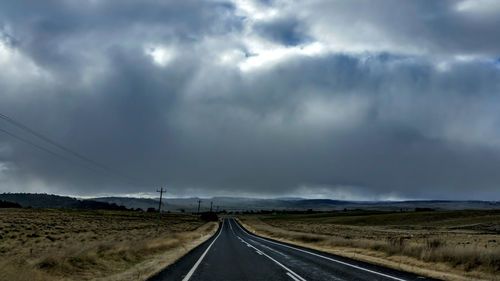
xmin=149 ymin=218 xmax=439 ymax=281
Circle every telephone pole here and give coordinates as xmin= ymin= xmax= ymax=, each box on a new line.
xmin=197 ymin=199 xmax=201 ymax=215
xmin=157 ymin=187 xmax=166 ymax=213
xmin=210 ymin=201 xmax=213 ymax=212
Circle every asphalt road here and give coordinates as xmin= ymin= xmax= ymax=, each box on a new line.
xmin=149 ymin=218 xmax=440 ymax=281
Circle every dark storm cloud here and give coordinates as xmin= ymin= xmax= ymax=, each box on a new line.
xmin=253 ymin=17 xmax=309 ymax=46
xmin=0 ymin=0 xmax=499 ymax=200
xmin=164 ymin=54 xmax=500 ymax=199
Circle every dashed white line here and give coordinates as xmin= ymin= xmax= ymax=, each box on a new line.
xmin=232 ymin=219 xmax=408 ymax=281
xmin=248 ymin=238 xmax=288 ymax=257
xmin=236 ymin=234 xmax=307 ymax=281
xmin=182 ymin=220 xmax=224 ymax=281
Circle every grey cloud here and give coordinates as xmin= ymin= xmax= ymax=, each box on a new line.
xmin=0 ymin=0 xmax=499 ymax=200
xmin=164 ymin=54 xmax=500 ymax=198
xmin=253 ymin=17 xmax=310 ymax=46
xmin=298 ymin=0 xmax=500 ymax=56
xmin=0 ymin=0 xmax=241 ymax=75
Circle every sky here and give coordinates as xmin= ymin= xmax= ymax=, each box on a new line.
xmin=0 ymin=0 xmax=500 ymax=200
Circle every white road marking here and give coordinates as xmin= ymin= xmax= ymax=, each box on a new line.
xmin=232 ymin=219 xmax=408 ymax=281
xmin=236 ymin=234 xmax=307 ymax=281
xmin=287 ymin=272 xmax=301 ymax=281
xmin=182 ymin=220 xmax=224 ymax=281
xmin=249 ymin=238 xmax=288 ymax=257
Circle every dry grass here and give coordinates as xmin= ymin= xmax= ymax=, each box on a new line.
xmin=238 ymin=210 xmax=500 ymax=281
xmin=0 ymin=208 xmax=218 ymax=281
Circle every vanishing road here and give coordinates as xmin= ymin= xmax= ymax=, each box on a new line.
xmin=149 ymin=218 xmax=438 ymax=281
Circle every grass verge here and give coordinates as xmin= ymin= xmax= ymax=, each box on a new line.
xmin=0 ymin=208 xmax=218 ymax=281
xmin=238 ymin=210 xmax=500 ymax=281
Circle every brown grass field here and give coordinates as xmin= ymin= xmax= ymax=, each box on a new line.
xmin=0 ymin=208 xmax=218 ymax=281
xmin=238 ymin=210 xmax=500 ymax=281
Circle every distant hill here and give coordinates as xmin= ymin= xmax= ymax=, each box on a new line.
xmin=0 ymin=193 xmax=131 ymax=211
xmin=91 ymin=197 xmax=164 ymax=211
xmin=93 ymin=196 xmax=500 ymax=212
xmin=2 ymin=193 xmax=498 ymax=212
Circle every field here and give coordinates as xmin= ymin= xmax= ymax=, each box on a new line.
xmin=0 ymin=208 xmax=217 ymax=281
xmin=238 ymin=210 xmax=500 ymax=281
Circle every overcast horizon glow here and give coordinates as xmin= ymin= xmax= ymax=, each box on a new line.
xmin=1 ymin=0 xmax=500 ymax=200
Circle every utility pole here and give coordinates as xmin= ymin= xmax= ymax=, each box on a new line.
xmin=210 ymin=201 xmax=213 ymax=212
xmin=157 ymin=187 xmax=166 ymax=213
xmin=197 ymin=200 xmax=201 ymax=215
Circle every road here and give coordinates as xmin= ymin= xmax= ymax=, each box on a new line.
xmin=149 ymin=218 xmax=439 ymax=281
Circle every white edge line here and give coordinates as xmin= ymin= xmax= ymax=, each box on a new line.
xmin=287 ymin=272 xmax=301 ymax=281
xmin=182 ymin=219 xmax=224 ymax=281
xmin=236 ymin=233 xmax=307 ymax=281
xmin=232 ymin=219 xmax=407 ymax=281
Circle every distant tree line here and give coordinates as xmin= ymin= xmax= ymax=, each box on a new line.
xmin=0 ymin=200 xmax=22 ymax=208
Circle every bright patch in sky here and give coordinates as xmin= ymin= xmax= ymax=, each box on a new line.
xmin=455 ymin=0 xmax=500 ymax=13
xmin=232 ymin=0 xmax=279 ymax=21
xmin=0 ymin=41 xmax=48 ymax=83
xmin=145 ymin=45 xmax=174 ymax=67
xmin=239 ymin=42 xmax=327 ymax=71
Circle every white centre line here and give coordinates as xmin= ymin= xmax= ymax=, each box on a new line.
xmin=232 ymin=219 xmax=408 ymax=281
xmin=248 ymin=238 xmax=288 ymax=257
xmin=182 ymin=219 xmax=224 ymax=281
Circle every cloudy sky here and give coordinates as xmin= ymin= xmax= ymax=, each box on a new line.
xmin=1 ymin=0 xmax=500 ymax=200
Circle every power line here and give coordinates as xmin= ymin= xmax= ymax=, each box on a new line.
xmin=0 ymin=127 xmax=105 ymax=175
xmin=0 ymin=112 xmax=142 ymax=184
